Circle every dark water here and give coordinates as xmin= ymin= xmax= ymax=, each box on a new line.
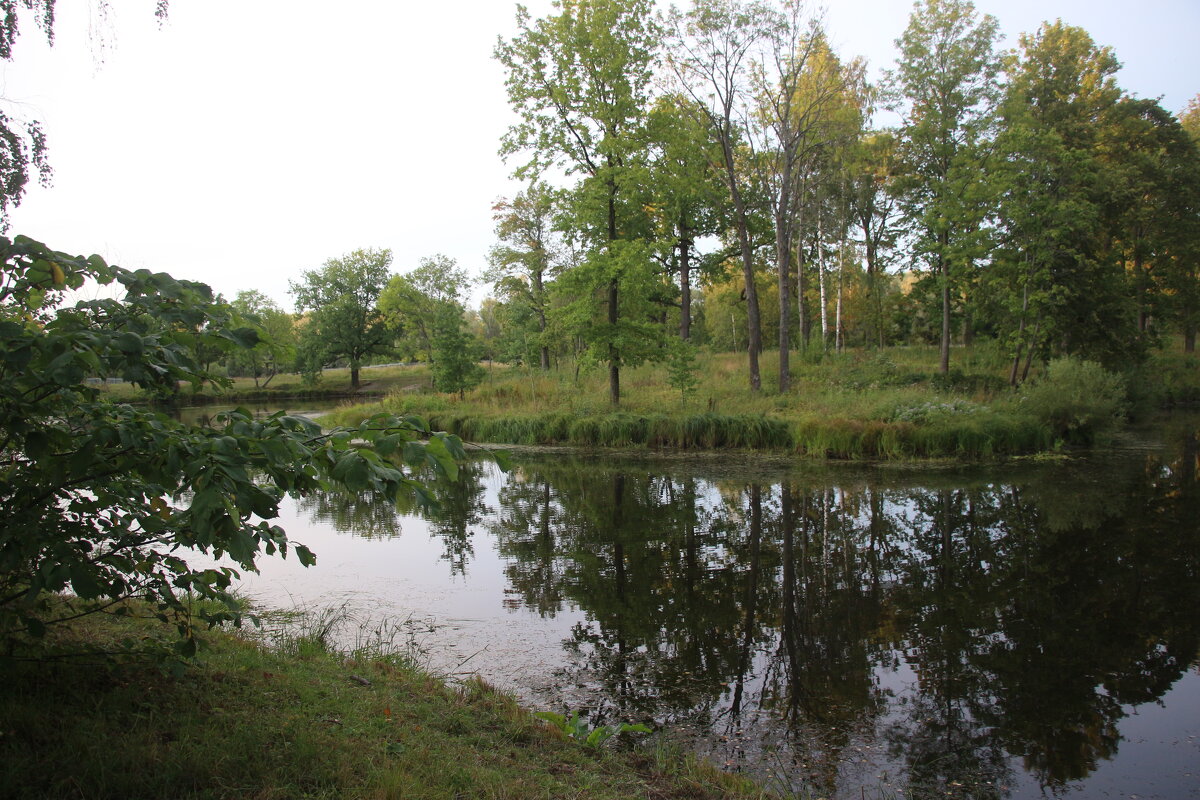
xmin=232 ymin=418 xmax=1200 ymax=800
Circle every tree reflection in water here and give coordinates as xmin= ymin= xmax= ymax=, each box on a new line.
xmin=303 ymin=428 xmax=1200 ymax=799
xmin=483 ymin=437 xmax=1200 ymax=799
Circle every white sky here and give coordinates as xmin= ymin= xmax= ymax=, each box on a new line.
xmin=3 ymin=0 xmax=1197 ymax=312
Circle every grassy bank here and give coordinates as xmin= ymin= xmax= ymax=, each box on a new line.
xmin=99 ymin=363 xmax=434 ymax=405
xmin=0 ymin=608 xmax=773 ymax=800
xmin=319 ymin=346 xmax=1174 ymax=459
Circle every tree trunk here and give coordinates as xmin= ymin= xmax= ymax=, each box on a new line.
xmin=608 ymin=278 xmax=620 ymax=407
xmin=818 ymin=249 xmax=829 ymax=351
xmin=607 ymin=174 xmax=620 ymax=406
xmin=350 ymin=362 xmax=360 ymax=390
xmin=939 ymin=247 xmax=951 ymax=374
xmin=1021 ymin=318 xmax=1041 ymax=383
xmin=534 ymin=269 xmax=550 ymax=370
xmin=1009 ymin=280 xmax=1029 ymax=387
xmin=835 ymin=236 xmax=845 ymax=352
xmin=1185 ymin=325 xmax=1196 ymax=353
xmin=796 ymin=239 xmax=808 ymax=352
xmin=719 ymin=132 xmax=760 ymax=392
xmin=777 ymin=213 xmax=792 ymax=392
xmin=679 ymin=219 xmax=692 ymax=341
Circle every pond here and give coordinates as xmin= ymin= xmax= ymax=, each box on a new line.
xmin=225 ymin=414 xmax=1200 ymax=800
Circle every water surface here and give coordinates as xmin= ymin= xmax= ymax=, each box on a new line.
xmin=231 ymin=418 xmax=1200 ymax=800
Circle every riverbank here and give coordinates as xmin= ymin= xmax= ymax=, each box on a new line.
xmin=0 ymin=608 xmax=774 ymax=800
xmin=319 ymin=347 xmax=1197 ymax=459
xmin=98 ymin=363 xmax=433 ymax=406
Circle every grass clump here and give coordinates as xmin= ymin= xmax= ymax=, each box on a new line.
xmin=0 ymin=608 xmax=773 ymax=800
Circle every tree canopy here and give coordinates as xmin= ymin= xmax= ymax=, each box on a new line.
xmin=290 ymin=248 xmax=393 ymax=390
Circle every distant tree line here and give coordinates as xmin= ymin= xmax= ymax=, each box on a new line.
xmin=479 ymin=0 xmax=1200 ymax=403
xmin=7 ymin=0 xmax=1196 ymax=406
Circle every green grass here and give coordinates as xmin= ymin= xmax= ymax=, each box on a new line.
xmin=99 ymin=363 xmax=435 ymax=404
xmin=317 ymin=346 xmax=1087 ymax=459
xmin=0 ymin=607 xmax=776 ymax=800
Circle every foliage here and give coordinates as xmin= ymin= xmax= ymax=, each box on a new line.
xmin=496 ymin=0 xmax=664 ymax=406
xmin=1017 ymin=357 xmax=1127 ymax=443
xmin=429 ymin=303 xmax=484 ymax=398
xmin=665 ymin=337 xmax=700 ymax=406
xmin=890 ymin=0 xmax=1001 ymax=374
xmin=227 ymin=289 xmax=296 ymax=388
xmin=486 ymin=182 xmax=562 ymax=370
xmin=0 ymin=236 xmax=463 ymax=653
xmin=534 ymin=710 xmax=652 ymax=749
xmin=290 ymin=248 xmax=394 ymax=390
xmin=380 ymin=254 xmax=473 ymax=362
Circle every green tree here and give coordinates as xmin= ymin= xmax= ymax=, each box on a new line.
xmin=0 ymin=235 xmax=462 ymax=653
xmin=228 ymin=289 xmax=296 ymax=388
xmin=380 ymin=254 xmax=473 ymax=363
xmin=429 ymin=303 xmax=484 ymax=398
xmin=665 ymin=337 xmax=700 ymax=406
xmin=890 ymin=0 xmax=1001 ymax=374
xmin=991 ymin=22 xmax=1125 ymax=381
xmin=290 ymin=248 xmax=393 ymax=390
xmin=485 ymin=182 xmax=561 ymax=369
xmin=667 ymin=0 xmax=776 ymax=391
xmin=753 ymin=13 xmax=863 ymax=388
xmin=1101 ymin=98 xmax=1199 ymax=357
xmin=645 ymin=94 xmax=728 ymax=342
xmin=1172 ymin=95 xmax=1200 ymax=352
xmin=846 ymin=129 xmax=901 ymax=348
xmin=497 ymin=0 xmax=662 ymax=406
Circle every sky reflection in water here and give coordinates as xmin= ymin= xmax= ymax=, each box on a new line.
xmin=234 ymin=426 xmax=1200 ymax=800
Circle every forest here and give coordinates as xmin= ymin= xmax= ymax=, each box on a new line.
xmin=205 ymin=0 xmax=1200 ymax=416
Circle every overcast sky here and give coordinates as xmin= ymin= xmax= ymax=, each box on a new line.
xmin=3 ymin=0 xmax=1197 ymax=311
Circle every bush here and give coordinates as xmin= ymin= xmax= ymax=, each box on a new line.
xmin=0 ymin=236 xmax=462 ymax=655
xmin=1018 ymin=357 xmax=1127 ymax=444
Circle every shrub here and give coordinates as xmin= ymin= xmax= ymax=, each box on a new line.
xmin=1018 ymin=358 xmax=1127 ymax=444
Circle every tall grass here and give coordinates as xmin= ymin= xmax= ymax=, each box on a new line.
xmin=312 ymin=345 xmax=1160 ymax=459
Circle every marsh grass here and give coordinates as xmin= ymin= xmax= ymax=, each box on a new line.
xmin=313 ymin=346 xmax=1077 ymax=458
xmin=0 ymin=606 xmax=775 ymax=800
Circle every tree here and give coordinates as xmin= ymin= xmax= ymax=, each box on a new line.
xmin=0 ymin=235 xmax=463 ymax=653
xmin=752 ymin=11 xmax=863 ymax=390
xmin=1101 ymin=98 xmax=1199 ymax=357
xmin=667 ymin=0 xmax=775 ymax=392
xmin=665 ymin=336 xmax=700 ymax=405
xmin=380 ymin=254 xmax=473 ymax=363
xmin=497 ymin=0 xmax=662 ymax=406
xmin=228 ymin=289 xmax=296 ymax=388
xmin=891 ymin=0 xmax=1000 ymax=374
xmin=290 ymin=248 xmax=393 ymax=390
xmin=645 ymin=94 xmax=728 ymax=342
xmin=846 ymin=129 xmax=900 ymax=348
xmin=1173 ymin=95 xmax=1200 ymax=352
xmin=429 ymin=304 xmax=485 ymax=398
xmin=486 ymin=182 xmax=561 ymax=369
